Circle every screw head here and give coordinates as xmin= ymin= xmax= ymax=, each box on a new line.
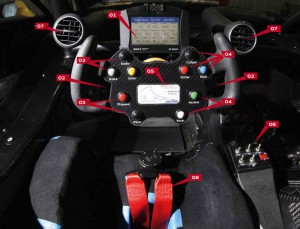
xmin=6 ymin=137 xmax=15 ymax=145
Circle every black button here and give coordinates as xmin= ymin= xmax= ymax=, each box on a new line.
xmin=185 ymin=49 xmax=199 ymax=61
xmin=119 ymin=50 xmax=133 ymax=62
xmin=131 ymin=110 xmax=144 ymax=121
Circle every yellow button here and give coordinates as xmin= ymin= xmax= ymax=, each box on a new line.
xmin=127 ymin=67 xmax=136 ymax=76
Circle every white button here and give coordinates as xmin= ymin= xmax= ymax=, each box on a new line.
xmin=108 ymin=68 xmax=117 ymax=77
xmin=176 ymin=111 xmax=185 ymax=119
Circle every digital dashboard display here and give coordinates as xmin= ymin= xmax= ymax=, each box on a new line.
xmin=137 ymin=84 xmax=180 ymax=105
xmin=131 ymin=17 xmax=179 ymax=45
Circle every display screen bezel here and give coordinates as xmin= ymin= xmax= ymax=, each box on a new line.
xmin=137 ymin=84 xmax=181 ymax=105
xmin=120 ymin=4 xmax=189 ymax=54
xmin=128 ymin=11 xmax=184 ymax=53
xmin=131 ymin=17 xmax=180 ymax=46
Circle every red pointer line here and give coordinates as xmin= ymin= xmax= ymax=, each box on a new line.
xmin=194 ymin=52 xmax=224 ymax=68
xmin=173 ymin=174 xmax=203 ymax=187
xmin=249 ymin=29 xmax=270 ymax=39
xmin=87 ymin=101 xmax=128 ymax=114
xmin=86 ymin=59 xmax=113 ymax=69
xmin=119 ymin=15 xmax=138 ymax=38
xmin=46 ymin=26 xmax=60 ymax=33
xmin=217 ymin=76 xmax=247 ymax=86
xmin=67 ymin=78 xmax=106 ymax=88
xmin=173 ymin=178 xmax=191 ymax=187
xmin=189 ymin=97 xmax=224 ymax=114
xmin=255 ymin=125 xmax=269 ymax=142
xmin=155 ymin=71 xmax=165 ymax=85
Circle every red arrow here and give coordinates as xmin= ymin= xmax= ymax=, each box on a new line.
xmin=87 ymin=100 xmax=128 ymax=114
xmin=194 ymin=52 xmax=224 ymax=68
xmin=107 ymin=11 xmax=137 ymax=38
xmin=173 ymin=174 xmax=203 ymax=187
xmin=249 ymin=29 xmax=270 ymax=39
xmin=217 ymin=72 xmax=258 ymax=86
xmin=249 ymin=25 xmax=281 ymax=39
xmin=190 ymin=97 xmax=235 ymax=113
xmin=119 ymin=15 xmax=138 ymax=38
xmin=47 ymin=27 xmax=60 ymax=32
xmin=217 ymin=76 xmax=247 ymax=86
xmin=255 ymin=125 xmax=269 ymax=142
xmin=255 ymin=121 xmax=280 ymax=142
xmin=87 ymin=59 xmax=113 ymax=69
xmin=189 ymin=98 xmax=224 ymax=113
xmin=76 ymin=57 xmax=114 ymax=69
xmin=155 ymin=71 xmax=165 ymax=85
xmin=56 ymin=74 xmax=106 ymax=88
xmin=145 ymin=67 xmax=165 ymax=84
xmin=68 ymin=78 xmax=106 ymax=88
xmin=35 ymin=22 xmax=60 ymax=33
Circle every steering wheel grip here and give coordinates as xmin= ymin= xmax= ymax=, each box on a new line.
xmin=209 ymin=33 xmax=240 ymax=107
xmin=70 ymin=35 xmax=103 ymax=113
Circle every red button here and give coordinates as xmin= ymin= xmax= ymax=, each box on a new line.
xmin=118 ymin=92 xmax=128 ymax=102
xmin=179 ymin=66 xmax=189 ymax=75
xmin=259 ymin=153 xmax=269 ymax=161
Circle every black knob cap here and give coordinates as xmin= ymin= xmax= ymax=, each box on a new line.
xmin=185 ymin=49 xmax=199 ymax=61
xmin=119 ymin=50 xmax=133 ymax=62
xmin=131 ymin=110 xmax=145 ymax=121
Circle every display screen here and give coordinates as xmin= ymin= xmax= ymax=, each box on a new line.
xmin=137 ymin=84 xmax=180 ymax=105
xmin=131 ymin=17 xmax=179 ymax=45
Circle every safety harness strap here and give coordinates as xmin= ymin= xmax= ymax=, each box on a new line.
xmin=151 ymin=174 xmax=173 ymax=229
xmin=126 ymin=173 xmax=173 ymax=229
xmin=126 ymin=173 xmax=150 ymax=229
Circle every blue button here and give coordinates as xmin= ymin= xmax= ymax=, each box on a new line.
xmin=198 ymin=66 xmax=207 ymax=75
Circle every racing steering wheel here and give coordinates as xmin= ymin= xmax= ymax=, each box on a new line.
xmin=70 ymin=32 xmax=240 ymax=125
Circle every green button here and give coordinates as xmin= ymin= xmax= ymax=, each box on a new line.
xmin=190 ymin=91 xmax=199 ymax=100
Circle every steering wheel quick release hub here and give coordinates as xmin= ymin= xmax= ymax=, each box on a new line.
xmin=105 ymin=47 xmax=211 ymax=125
xmin=139 ymin=151 xmax=163 ymax=168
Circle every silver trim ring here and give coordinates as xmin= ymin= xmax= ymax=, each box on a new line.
xmin=52 ymin=14 xmax=84 ymax=49
xmin=228 ymin=21 xmax=257 ymax=55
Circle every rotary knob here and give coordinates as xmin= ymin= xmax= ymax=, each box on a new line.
xmin=131 ymin=110 xmax=145 ymax=121
xmin=119 ymin=50 xmax=133 ymax=62
xmin=185 ymin=49 xmax=199 ymax=61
